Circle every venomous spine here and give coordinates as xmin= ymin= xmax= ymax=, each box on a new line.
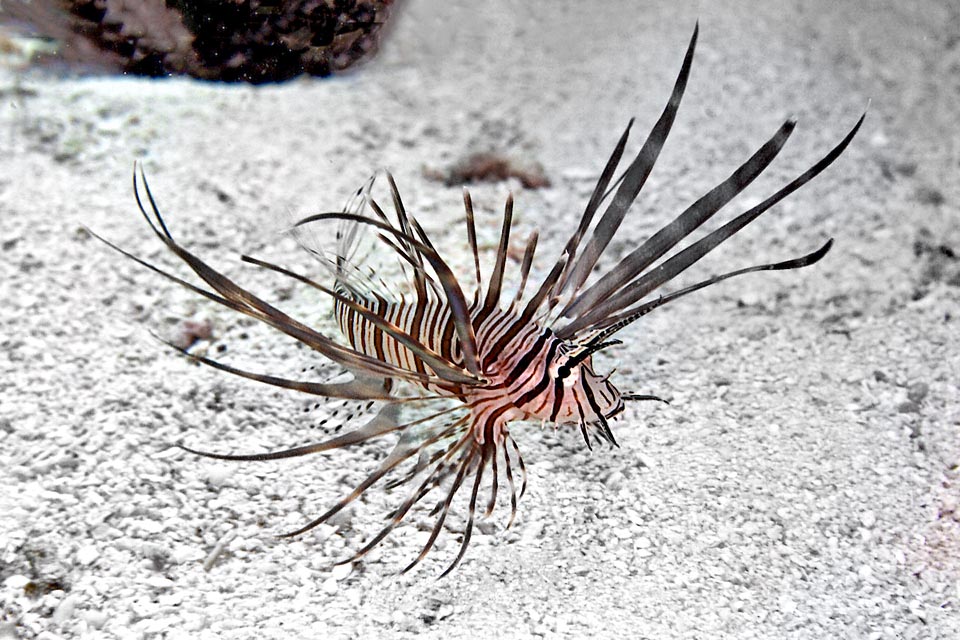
xmin=98 ymin=25 xmax=863 ymax=574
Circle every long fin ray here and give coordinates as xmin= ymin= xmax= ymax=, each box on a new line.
xmin=560 ymin=23 xmax=699 ymax=300
xmin=558 ymin=112 xmax=865 ymax=339
xmin=479 ymin=194 xmax=514 ymax=321
xmin=592 ymin=239 xmax=834 ymax=339
xmin=155 ymin=334 xmax=397 ymax=400
xmin=295 ymin=212 xmax=483 ymax=378
xmin=401 ymin=445 xmax=478 ymax=573
xmin=554 ymin=119 xmax=635 ymax=297
xmin=508 ymin=230 xmax=539 ymax=312
xmin=463 ymin=189 xmax=482 ymax=291
xmin=440 ymin=444 xmax=490 ymax=577
xmin=343 ymin=426 xmax=474 ymax=563
xmin=241 ymin=255 xmax=479 ymax=385
xmin=561 ymin=118 xmax=796 ymax=320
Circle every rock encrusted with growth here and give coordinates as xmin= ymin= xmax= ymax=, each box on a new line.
xmin=1 ymin=0 xmax=393 ymax=82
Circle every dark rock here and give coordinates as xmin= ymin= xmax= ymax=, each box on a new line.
xmin=0 ymin=0 xmax=394 ymax=83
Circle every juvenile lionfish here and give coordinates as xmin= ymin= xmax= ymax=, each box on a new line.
xmin=99 ymin=26 xmax=863 ymax=574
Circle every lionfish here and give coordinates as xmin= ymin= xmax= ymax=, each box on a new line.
xmin=97 ymin=26 xmax=863 ymax=575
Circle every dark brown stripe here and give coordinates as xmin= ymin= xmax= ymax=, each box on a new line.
xmin=504 ymin=330 xmax=550 ymax=388
xmin=547 ymin=377 xmax=565 ymax=422
xmin=513 ymin=338 xmax=561 ymax=407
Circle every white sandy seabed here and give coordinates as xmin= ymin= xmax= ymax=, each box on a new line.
xmin=0 ymin=1 xmax=958 ymax=639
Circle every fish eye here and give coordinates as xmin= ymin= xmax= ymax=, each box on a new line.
xmin=550 ymin=356 xmax=578 ymax=385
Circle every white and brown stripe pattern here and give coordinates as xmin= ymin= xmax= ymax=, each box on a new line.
xmin=99 ymin=23 xmax=864 ymax=575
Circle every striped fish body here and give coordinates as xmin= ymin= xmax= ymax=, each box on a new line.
xmin=335 ymin=294 xmax=622 ymax=444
